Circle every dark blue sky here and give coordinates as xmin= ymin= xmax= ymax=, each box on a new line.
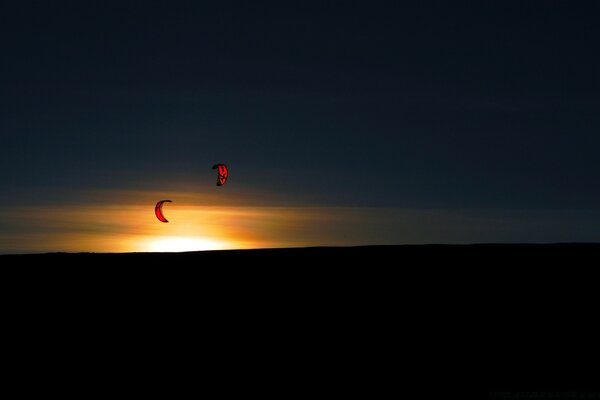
xmin=1 ymin=1 xmax=599 ymax=209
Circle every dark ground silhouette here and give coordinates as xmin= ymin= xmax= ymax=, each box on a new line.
xmin=2 ymin=244 xmax=597 ymax=394
xmin=2 ymin=243 xmax=598 ymax=263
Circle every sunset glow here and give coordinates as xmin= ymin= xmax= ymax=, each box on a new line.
xmin=2 ymin=187 xmax=598 ymax=254
xmin=0 ymin=189 xmax=392 ymax=253
xmin=142 ymin=236 xmax=228 ymax=252
xmin=2 ymin=3 xmax=599 ymax=254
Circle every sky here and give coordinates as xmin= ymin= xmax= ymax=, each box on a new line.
xmin=1 ymin=1 xmax=599 ymax=252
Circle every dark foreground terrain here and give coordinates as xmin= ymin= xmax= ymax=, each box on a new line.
xmin=3 ymin=244 xmax=598 ymax=393
xmin=3 ymin=243 xmax=599 ymax=264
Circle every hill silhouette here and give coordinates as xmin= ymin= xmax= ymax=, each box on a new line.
xmin=3 ymin=243 xmax=598 ymax=262
xmin=2 ymin=243 xmax=597 ymax=393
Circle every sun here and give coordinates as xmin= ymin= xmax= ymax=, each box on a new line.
xmin=143 ymin=236 xmax=227 ymax=252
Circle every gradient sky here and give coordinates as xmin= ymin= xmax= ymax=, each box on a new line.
xmin=1 ymin=1 xmax=599 ymax=252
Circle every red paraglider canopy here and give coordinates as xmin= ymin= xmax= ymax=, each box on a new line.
xmin=212 ymin=164 xmax=228 ymax=186
xmin=155 ymin=200 xmax=172 ymax=223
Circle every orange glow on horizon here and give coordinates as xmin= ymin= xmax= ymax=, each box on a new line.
xmin=141 ymin=236 xmax=229 ymax=252
xmin=0 ymin=201 xmax=271 ymax=253
xmin=0 ymin=188 xmax=407 ymax=254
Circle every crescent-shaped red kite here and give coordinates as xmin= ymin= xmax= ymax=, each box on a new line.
xmin=155 ymin=200 xmax=172 ymax=223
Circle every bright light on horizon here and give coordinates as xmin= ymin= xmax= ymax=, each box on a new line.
xmin=142 ymin=236 xmax=229 ymax=253
xmin=0 ymin=195 xmax=426 ymax=254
